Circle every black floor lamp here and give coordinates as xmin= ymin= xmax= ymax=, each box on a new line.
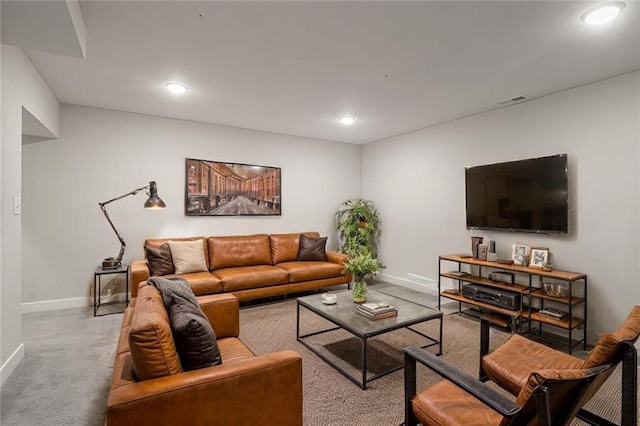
xmin=99 ymin=181 xmax=166 ymax=269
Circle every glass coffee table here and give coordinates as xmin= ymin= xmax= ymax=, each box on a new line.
xmin=297 ymin=289 xmax=442 ymax=389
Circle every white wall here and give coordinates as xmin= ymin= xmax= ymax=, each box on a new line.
xmin=363 ymin=71 xmax=640 ymax=339
xmin=1 ymin=44 xmax=59 ymax=385
xmin=22 ymin=105 xmax=361 ymax=305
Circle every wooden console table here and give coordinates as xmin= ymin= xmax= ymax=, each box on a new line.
xmin=438 ymin=254 xmax=587 ymax=354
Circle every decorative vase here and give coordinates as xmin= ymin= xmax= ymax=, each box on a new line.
xmin=352 ymin=277 xmax=367 ymax=303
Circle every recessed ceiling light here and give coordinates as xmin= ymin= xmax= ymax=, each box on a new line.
xmin=164 ymin=81 xmax=189 ymax=94
xmin=581 ymin=2 xmax=626 ymax=25
xmin=339 ymin=116 xmax=356 ymax=125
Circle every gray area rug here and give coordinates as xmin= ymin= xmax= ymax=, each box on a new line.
xmin=0 ymin=291 xmax=631 ymax=425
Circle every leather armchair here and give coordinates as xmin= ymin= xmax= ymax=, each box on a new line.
xmin=404 ymin=345 xmax=616 ymax=426
xmin=480 ymin=305 xmax=640 ymax=426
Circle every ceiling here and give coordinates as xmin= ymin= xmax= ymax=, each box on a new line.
xmin=3 ymin=1 xmax=639 ymax=145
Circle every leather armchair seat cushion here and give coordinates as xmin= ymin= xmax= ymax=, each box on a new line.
xmin=161 ymin=272 xmax=223 ymax=296
xmin=214 ymin=265 xmax=290 ymax=291
xmin=277 ymin=261 xmax=345 ymax=283
xmin=269 ymin=232 xmax=319 ymax=264
xmin=412 ymin=380 xmax=503 ymax=426
xmin=482 ymin=334 xmax=582 ymax=395
xmin=208 ymin=234 xmax=272 ymax=270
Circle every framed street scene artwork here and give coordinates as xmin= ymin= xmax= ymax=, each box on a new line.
xmin=185 ymin=158 xmax=281 ymax=216
xmin=511 ymin=243 xmax=530 ymax=266
xmin=529 ymin=247 xmax=550 ymax=268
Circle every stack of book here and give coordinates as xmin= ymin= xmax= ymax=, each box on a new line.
xmin=356 ymin=301 xmax=398 ymax=320
xmin=539 ymin=307 xmax=568 ymax=321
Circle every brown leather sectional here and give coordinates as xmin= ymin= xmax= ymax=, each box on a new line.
xmin=131 ymin=232 xmax=351 ymax=301
xmin=107 ymin=284 xmax=303 ymax=425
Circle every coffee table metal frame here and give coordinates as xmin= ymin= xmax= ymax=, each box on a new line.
xmin=296 ymin=289 xmax=442 ymax=389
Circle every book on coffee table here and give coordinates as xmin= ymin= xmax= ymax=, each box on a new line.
xmin=359 ymin=301 xmax=396 ymax=314
xmin=356 ymin=306 xmax=398 ymax=320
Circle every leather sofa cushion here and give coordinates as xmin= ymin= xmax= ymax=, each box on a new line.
xmin=128 ymin=285 xmax=182 ymax=380
xmin=161 ymin=272 xmax=223 ymax=296
xmin=208 ymin=234 xmax=272 ymax=270
xmin=169 ymin=294 xmax=222 ymax=371
xmin=270 ymin=232 xmax=319 ymax=264
xmin=412 ymin=380 xmax=503 ymax=426
xmin=276 ymin=261 xmax=344 ymax=283
xmin=215 ymin=265 xmax=290 ymax=291
xmin=145 ymin=243 xmax=174 ymax=276
xmin=481 ymin=334 xmax=582 ymax=395
xmin=581 ymin=305 xmax=640 ymax=368
xmin=297 ymin=235 xmax=327 ymax=261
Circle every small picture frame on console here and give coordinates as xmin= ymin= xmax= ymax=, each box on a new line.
xmin=511 ymin=243 xmax=530 ymax=266
xmin=529 ymin=247 xmax=550 ymax=268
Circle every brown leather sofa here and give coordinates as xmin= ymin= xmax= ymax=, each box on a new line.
xmin=107 ymin=284 xmax=303 ymax=426
xmin=131 ymin=232 xmax=350 ymax=300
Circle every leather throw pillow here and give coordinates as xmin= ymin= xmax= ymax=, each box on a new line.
xmin=168 ymin=293 xmax=222 ymax=371
xmin=145 ymin=243 xmax=175 ymax=276
xmin=296 ymin=235 xmax=327 ymax=262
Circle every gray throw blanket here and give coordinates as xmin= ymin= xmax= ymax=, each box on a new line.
xmin=147 ymin=276 xmax=199 ymax=309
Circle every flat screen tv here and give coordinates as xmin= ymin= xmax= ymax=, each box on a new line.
xmin=465 ymin=154 xmax=568 ymax=234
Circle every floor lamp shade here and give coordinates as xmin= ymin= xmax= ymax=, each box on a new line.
xmin=144 ymin=181 xmax=166 ymax=209
xmin=99 ymin=181 xmax=166 ymax=269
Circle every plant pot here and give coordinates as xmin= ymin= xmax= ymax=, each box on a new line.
xmin=352 ymin=278 xmax=367 ymax=303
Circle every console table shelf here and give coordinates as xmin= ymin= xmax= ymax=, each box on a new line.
xmin=440 ymin=272 xmax=529 ymax=293
xmin=529 ymin=311 xmax=585 ymax=330
xmin=441 ymin=291 xmax=526 ymax=318
xmin=528 ymin=289 xmax=584 ymax=305
xmin=438 ymin=254 xmax=587 ymax=354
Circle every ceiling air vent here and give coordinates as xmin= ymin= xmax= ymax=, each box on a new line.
xmin=496 ymin=95 xmax=528 ymax=106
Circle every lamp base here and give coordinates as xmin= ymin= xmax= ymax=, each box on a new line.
xmin=102 ymin=258 xmax=120 ymax=269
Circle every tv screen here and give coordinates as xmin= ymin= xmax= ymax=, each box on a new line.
xmin=465 ymin=154 xmax=568 ymax=234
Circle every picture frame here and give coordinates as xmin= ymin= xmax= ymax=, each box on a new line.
xmin=529 ymin=247 xmax=550 ymax=268
xmin=185 ymin=158 xmax=281 ymax=216
xmin=477 ymin=244 xmax=488 ymax=261
xmin=511 ymin=243 xmax=530 ymax=266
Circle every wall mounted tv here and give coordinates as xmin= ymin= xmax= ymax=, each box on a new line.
xmin=465 ymin=154 xmax=568 ymax=234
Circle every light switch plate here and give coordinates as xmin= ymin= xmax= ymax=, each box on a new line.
xmin=13 ymin=197 xmax=21 ymax=215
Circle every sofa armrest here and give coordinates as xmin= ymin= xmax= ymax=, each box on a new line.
xmin=197 ymin=293 xmax=240 ymax=339
xmin=107 ymin=350 xmax=302 ymax=426
xmin=326 ymin=251 xmax=348 ymax=265
xmin=130 ymin=260 xmax=150 ymax=298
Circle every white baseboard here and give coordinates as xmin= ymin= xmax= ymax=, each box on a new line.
xmin=378 ymin=273 xmax=438 ymax=295
xmin=21 ymin=296 xmax=89 ymax=314
xmin=0 ymin=343 xmax=24 ymax=388
xmin=21 ymin=292 xmax=129 ymax=314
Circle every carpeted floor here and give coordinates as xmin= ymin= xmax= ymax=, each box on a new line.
xmin=0 ymin=285 xmax=632 ymax=425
